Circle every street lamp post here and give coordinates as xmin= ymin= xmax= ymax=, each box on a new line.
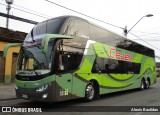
xmin=124 ymin=14 xmax=153 ymax=37
xmin=5 ymin=0 xmax=14 ymax=29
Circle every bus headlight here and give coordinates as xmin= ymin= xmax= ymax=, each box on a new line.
xmin=42 ymin=94 xmax=48 ymax=99
xmin=15 ymin=85 xmax=18 ymax=90
xmin=36 ymin=84 xmax=48 ymax=92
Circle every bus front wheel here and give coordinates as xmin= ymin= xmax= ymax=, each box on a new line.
xmin=85 ymin=83 xmax=95 ymax=101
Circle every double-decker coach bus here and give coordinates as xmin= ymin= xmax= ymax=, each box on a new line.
xmin=4 ymin=16 xmax=156 ymax=101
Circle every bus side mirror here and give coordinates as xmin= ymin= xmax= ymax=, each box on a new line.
xmin=41 ymin=35 xmax=52 ymax=53
xmin=41 ymin=34 xmax=74 ymax=53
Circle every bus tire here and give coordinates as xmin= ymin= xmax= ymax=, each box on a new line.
xmin=85 ymin=83 xmax=95 ymax=101
xmin=140 ymin=79 xmax=145 ymax=90
xmin=145 ymin=79 xmax=150 ymax=89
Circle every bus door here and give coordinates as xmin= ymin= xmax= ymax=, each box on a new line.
xmin=55 ymin=54 xmax=73 ymax=101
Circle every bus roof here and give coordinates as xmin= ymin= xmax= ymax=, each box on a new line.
xmin=37 ymin=15 xmax=154 ymax=53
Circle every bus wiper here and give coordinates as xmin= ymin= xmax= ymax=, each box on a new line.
xmin=17 ymin=70 xmax=38 ymax=76
xmin=36 ymin=45 xmax=49 ymax=68
xmin=31 ymin=28 xmax=35 ymax=42
xmin=33 ymin=70 xmax=39 ymax=76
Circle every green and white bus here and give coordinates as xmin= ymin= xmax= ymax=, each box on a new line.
xmin=5 ymin=16 xmax=156 ymax=101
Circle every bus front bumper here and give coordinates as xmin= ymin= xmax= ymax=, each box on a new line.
xmin=15 ymin=82 xmax=56 ymax=102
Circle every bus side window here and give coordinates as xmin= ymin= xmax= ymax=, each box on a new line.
xmin=105 ymin=59 xmax=118 ymax=73
xmin=58 ymin=53 xmax=82 ymax=72
xmin=64 ymin=19 xmax=89 ymax=38
xmin=92 ymin=58 xmax=141 ymax=74
xmin=92 ymin=57 xmax=105 ymax=73
xmin=58 ymin=54 xmax=64 ymax=70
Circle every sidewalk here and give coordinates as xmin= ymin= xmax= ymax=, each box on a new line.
xmin=0 ymin=83 xmax=17 ymax=100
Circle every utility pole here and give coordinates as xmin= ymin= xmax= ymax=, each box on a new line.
xmin=124 ymin=14 xmax=153 ymax=37
xmin=5 ymin=0 xmax=14 ymax=29
xmin=123 ymin=26 xmax=127 ymax=37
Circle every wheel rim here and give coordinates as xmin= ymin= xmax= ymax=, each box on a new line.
xmin=146 ymin=80 xmax=150 ymax=88
xmin=86 ymin=85 xmax=95 ymax=100
xmin=141 ymin=80 xmax=144 ymax=89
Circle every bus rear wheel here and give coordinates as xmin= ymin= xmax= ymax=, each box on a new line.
xmin=140 ymin=79 xmax=145 ymax=90
xmin=85 ymin=83 xmax=95 ymax=101
xmin=145 ymin=79 xmax=150 ymax=89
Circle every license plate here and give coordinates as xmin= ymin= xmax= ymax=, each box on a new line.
xmin=22 ymin=94 xmax=28 ymax=98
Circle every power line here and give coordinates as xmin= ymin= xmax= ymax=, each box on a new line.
xmin=138 ymin=36 xmax=160 ymax=39
xmin=1 ymin=0 xmax=160 ymax=52
xmin=131 ymin=33 xmax=160 ymax=39
xmin=45 ymin=0 xmax=160 ymax=45
xmin=132 ymin=31 xmax=160 ymax=37
xmin=12 ymin=6 xmax=49 ymax=19
xmin=0 ymin=2 xmax=49 ymax=19
xmin=0 ymin=12 xmax=38 ymax=24
xmin=12 ymin=3 xmax=52 ymax=18
xmin=45 ymin=0 xmax=124 ymax=30
xmin=132 ymin=30 xmax=160 ymax=34
xmin=137 ymin=26 xmax=160 ymax=32
xmin=133 ymin=39 xmax=160 ymax=41
xmin=1 ymin=0 xmax=124 ymax=31
xmin=130 ymin=33 xmax=160 ymax=59
xmin=130 ymin=32 xmax=160 ymax=51
xmin=138 ymin=33 xmax=160 ymax=37
xmin=0 ymin=0 xmax=51 ymax=18
xmin=45 ymin=0 xmax=160 ymax=53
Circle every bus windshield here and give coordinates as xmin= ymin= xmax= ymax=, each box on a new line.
xmin=17 ymin=41 xmax=54 ymax=76
xmin=24 ymin=18 xmax=64 ymax=43
xmin=16 ymin=18 xmax=65 ymax=76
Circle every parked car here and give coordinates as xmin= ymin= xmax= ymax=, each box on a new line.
xmin=156 ymin=69 xmax=160 ymax=77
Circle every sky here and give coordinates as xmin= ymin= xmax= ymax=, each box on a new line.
xmin=1 ymin=0 xmax=160 ymax=61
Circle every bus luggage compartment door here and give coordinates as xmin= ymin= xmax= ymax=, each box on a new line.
xmin=55 ymin=73 xmax=72 ymax=101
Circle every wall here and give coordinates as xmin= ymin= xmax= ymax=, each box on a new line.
xmin=0 ymin=27 xmax=27 ymax=83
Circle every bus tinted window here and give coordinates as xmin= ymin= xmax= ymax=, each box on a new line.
xmin=63 ymin=19 xmax=89 ymax=39
xmin=24 ymin=18 xmax=64 ymax=43
xmin=89 ymin=23 xmax=155 ymax=58
xmin=117 ymin=39 xmax=155 ymax=58
xmin=89 ymin=24 xmax=112 ymax=44
xmin=92 ymin=57 xmax=141 ymax=74
xmin=33 ymin=23 xmax=46 ymax=36
xmin=47 ymin=19 xmax=64 ymax=34
xmin=57 ymin=53 xmax=83 ymax=72
xmin=55 ymin=36 xmax=87 ymax=73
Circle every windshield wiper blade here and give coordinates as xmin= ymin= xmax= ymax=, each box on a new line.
xmin=33 ymin=70 xmax=39 ymax=76
xmin=31 ymin=28 xmax=35 ymax=42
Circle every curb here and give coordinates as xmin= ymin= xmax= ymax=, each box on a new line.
xmin=0 ymin=97 xmax=18 ymax=101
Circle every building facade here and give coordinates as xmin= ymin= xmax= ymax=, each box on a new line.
xmin=0 ymin=27 xmax=26 ymax=83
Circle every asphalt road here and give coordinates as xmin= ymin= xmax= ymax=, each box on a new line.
xmin=1 ymin=78 xmax=160 ymax=115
